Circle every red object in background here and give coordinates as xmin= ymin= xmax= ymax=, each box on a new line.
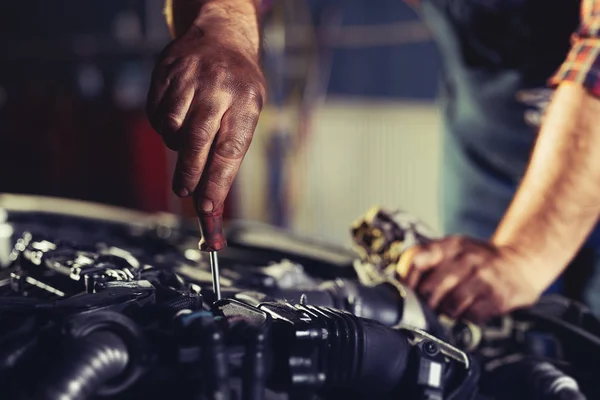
xmin=0 ymin=81 xmax=237 ymax=219
xmin=125 ymin=113 xmax=236 ymax=220
xmin=126 ymin=112 xmax=170 ymax=213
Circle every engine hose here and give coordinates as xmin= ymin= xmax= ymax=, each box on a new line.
xmin=33 ymin=331 xmax=129 ymax=400
xmin=556 ymin=392 xmax=587 ymax=400
xmin=0 ymin=335 xmax=37 ymax=372
xmin=528 ymin=361 xmax=587 ymax=400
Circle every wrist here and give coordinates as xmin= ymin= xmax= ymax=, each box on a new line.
xmin=492 ymin=238 xmax=564 ymax=293
xmin=192 ymin=1 xmax=261 ymax=60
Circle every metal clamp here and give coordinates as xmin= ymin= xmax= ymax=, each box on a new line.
xmin=394 ymin=324 xmax=471 ymax=369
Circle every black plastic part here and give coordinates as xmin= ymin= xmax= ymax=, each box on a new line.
xmin=214 ymin=298 xmax=274 ymax=400
xmin=199 ymin=318 xmax=231 ymax=400
xmin=241 ymin=324 xmax=269 ymax=400
xmin=259 ymin=302 xmax=411 ymax=396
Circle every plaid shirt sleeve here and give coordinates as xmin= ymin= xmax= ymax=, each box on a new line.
xmin=549 ymin=0 xmax=600 ymax=97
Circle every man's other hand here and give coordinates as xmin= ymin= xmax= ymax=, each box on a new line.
xmin=398 ymin=236 xmax=546 ymax=323
xmin=147 ymin=27 xmax=265 ymax=212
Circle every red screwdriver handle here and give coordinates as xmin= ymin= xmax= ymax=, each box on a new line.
xmin=193 ymin=196 xmax=227 ymax=252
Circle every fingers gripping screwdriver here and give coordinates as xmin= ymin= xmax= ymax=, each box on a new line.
xmin=194 ymin=195 xmax=227 ymax=301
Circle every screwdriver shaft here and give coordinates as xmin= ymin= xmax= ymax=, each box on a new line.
xmin=209 ymin=250 xmax=222 ymax=301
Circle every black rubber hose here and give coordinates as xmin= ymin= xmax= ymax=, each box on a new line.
xmin=0 ymin=335 xmax=38 ymax=372
xmin=556 ymin=392 xmax=587 ymax=400
xmin=33 ymin=331 xmax=129 ymax=400
xmin=525 ymin=361 xmax=587 ymax=400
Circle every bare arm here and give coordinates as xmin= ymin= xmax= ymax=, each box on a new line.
xmin=492 ymin=83 xmax=600 ymax=288
xmin=493 ymin=0 xmax=600 ymax=287
xmin=402 ymin=84 xmax=600 ymax=320
xmin=400 ymin=1 xmax=600 ymax=321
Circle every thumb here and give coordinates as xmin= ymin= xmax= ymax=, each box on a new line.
xmin=398 ymin=242 xmax=445 ymax=289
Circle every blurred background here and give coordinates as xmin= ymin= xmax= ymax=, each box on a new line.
xmin=0 ymin=0 xmax=442 ymax=247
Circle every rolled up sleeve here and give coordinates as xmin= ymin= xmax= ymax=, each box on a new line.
xmin=549 ymin=0 xmax=600 ymax=97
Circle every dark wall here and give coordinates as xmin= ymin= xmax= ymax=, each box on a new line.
xmin=0 ymin=1 xmax=167 ymax=209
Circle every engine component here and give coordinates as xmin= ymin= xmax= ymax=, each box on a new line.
xmin=0 ymin=195 xmax=599 ymax=400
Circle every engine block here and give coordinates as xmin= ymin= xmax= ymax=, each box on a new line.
xmin=0 ymin=195 xmax=599 ymax=400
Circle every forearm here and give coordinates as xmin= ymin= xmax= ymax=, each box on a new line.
xmin=165 ymin=0 xmax=261 ymax=57
xmin=492 ymin=83 xmax=600 ymax=284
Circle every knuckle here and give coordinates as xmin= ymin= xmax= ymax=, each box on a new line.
xmin=237 ymin=81 xmax=265 ymax=110
xmin=188 ymin=127 xmax=213 ymax=152
xmin=439 ymin=236 xmax=459 ymax=251
xmin=216 ymin=137 xmax=249 ymax=160
xmin=162 ymin=113 xmax=182 ymax=134
xmin=207 ymin=165 xmax=236 ymax=189
xmin=177 ymin=164 xmax=202 ymax=183
xmin=153 ymin=64 xmax=177 ymax=87
xmin=460 ymin=251 xmax=480 ymax=266
xmin=193 ymin=99 xmax=220 ymax=117
xmin=453 ymin=235 xmax=469 ymax=247
xmin=473 ymin=267 xmax=488 ymax=282
xmin=206 ymin=62 xmax=232 ymax=82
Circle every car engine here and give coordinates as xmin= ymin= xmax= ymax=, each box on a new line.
xmin=0 ymin=195 xmax=599 ymax=400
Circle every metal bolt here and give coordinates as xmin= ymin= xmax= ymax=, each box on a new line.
xmin=423 ymin=341 xmax=439 ymax=356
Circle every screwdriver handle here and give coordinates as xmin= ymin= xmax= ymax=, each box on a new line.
xmin=194 ymin=197 xmax=227 ymax=252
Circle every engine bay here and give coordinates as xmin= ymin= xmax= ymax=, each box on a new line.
xmin=0 ymin=194 xmax=599 ymax=400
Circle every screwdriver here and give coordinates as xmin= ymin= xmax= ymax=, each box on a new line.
xmin=194 ymin=195 xmax=227 ymax=302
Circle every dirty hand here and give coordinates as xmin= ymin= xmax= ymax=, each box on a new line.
xmin=147 ymin=26 xmax=266 ymax=212
xmin=398 ymin=236 xmax=547 ymax=323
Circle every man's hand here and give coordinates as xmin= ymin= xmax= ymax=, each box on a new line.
xmin=148 ymin=0 xmax=265 ymax=213
xmin=399 ymin=236 xmax=546 ymax=323
xmin=399 ymin=83 xmax=600 ymax=323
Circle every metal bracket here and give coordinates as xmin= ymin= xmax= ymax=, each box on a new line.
xmin=394 ymin=323 xmax=470 ymax=369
